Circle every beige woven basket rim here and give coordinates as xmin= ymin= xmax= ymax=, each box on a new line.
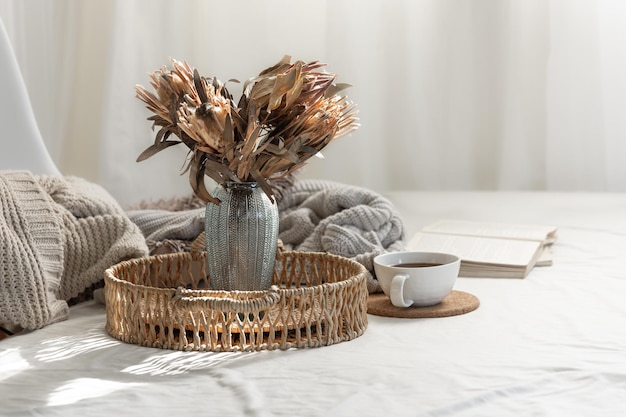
xmin=105 ymin=250 xmax=364 ymax=295
xmin=104 ymin=250 xmax=369 ymax=352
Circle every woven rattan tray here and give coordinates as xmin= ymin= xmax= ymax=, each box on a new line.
xmin=104 ymin=251 xmax=368 ymax=352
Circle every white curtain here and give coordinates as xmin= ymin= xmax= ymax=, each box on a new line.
xmin=1 ymin=0 xmax=624 ymax=206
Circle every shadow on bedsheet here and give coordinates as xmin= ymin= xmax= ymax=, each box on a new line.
xmin=2 ymin=345 xmax=280 ymax=415
xmin=0 ymin=309 xmax=302 ymax=415
xmin=30 ymin=326 xmax=281 ymax=376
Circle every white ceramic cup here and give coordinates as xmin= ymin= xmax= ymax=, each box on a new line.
xmin=374 ymin=251 xmax=460 ymax=308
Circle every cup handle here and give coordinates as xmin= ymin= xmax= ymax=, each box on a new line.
xmin=390 ymin=274 xmax=413 ymax=308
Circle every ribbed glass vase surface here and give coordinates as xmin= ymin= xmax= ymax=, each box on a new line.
xmin=204 ymin=182 xmax=279 ymax=291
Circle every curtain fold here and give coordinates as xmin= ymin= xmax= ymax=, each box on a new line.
xmin=1 ymin=0 xmax=624 ymax=206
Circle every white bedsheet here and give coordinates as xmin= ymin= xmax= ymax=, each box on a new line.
xmin=2 ymin=191 xmax=626 ymax=417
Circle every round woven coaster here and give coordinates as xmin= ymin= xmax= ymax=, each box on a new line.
xmin=367 ymin=290 xmax=479 ymax=318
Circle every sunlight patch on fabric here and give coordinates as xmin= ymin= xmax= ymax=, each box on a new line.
xmin=47 ymin=378 xmax=145 ymax=406
xmin=35 ymin=328 xmax=119 ymax=362
xmin=0 ymin=348 xmax=30 ymax=382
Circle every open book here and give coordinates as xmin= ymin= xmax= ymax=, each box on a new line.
xmin=405 ymin=220 xmax=558 ymax=278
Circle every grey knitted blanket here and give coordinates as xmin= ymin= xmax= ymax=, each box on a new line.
xmin=0 ymin=171 xmax=149 ymax=330
xmin=278 ymin=180 xmax=405 ymax=293
xmin=128 ymin=179 xmax=406 ymax=293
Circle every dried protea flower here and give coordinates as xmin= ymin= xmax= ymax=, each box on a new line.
xmin=135 ymin=55 xmax=359 ymax=203
xmin=177 ymin=90 xmax=230 ymax=152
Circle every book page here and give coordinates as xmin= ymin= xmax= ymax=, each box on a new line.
xmin=406 ymin=232 xmax=543 ymax=268
xmin=535 ymin=246 xmax=553 ymax=266
xmin=422 ymin=220 xmax=557 ymax=244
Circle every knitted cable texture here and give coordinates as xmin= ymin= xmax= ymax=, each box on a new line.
xmin=126 ymin=208 xmax=204 ymax=243
xmin=0 ymin=171 xmax=149 ymax=330
xmin=0 ymin=172 xmax=66 ymax=329
xmin=277 ymin=179 xmax=406 ymax=293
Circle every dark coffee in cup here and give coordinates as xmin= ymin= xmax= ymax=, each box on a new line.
xmin=391 ymin=262 xmax=443 ymax=268
xmin=374 ymin=251 xmax=460 ymax=307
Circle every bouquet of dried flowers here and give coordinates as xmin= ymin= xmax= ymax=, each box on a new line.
xmin=135 ymin=55 xmax=359 ymax=204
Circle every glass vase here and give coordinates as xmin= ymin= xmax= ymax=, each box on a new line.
xmin=204 ymin=181 xmax=279 ymax=291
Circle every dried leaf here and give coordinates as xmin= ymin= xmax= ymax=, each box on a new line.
xmin=223 ymin=113 xmax=235 ymax=162
xmin=204 ymin=157 xmax=238 ymax=183
xmin=136 ymin=141 xmax=181 ymax=162
xmin=284 ymin=75 xmax=304 ymax=108
xmin=194 ymin=69 xmax=208 ymax=103
xmin=268 ymin=61 xmax=301 ymax=111
xmin=324 ymin=82 xmax=352 ymax=98
xmin=257 ymin=55 xmax=292 ymax=76
xmin=189 ymin=153 xmax=220 ymax=204
xmin=153 ymin=127 xmax=170 ymax=145
xmin=249 ymin=168 xmax=275 ymax=204
xmin=249 ymin=78 xmax=276 ymax=101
